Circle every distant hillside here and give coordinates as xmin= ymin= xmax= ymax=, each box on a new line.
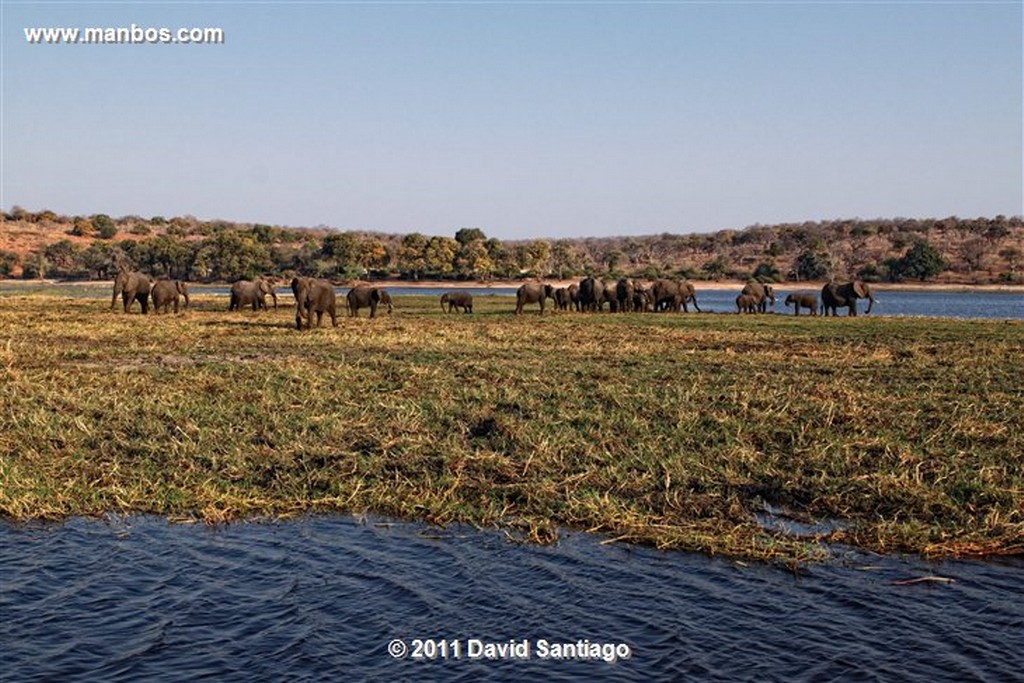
xmin=1 ymin=207 xmax=1021 ymax=285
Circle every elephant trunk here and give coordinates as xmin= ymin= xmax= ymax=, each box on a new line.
xmin=865 ymin=293 xmax=875 ymax=315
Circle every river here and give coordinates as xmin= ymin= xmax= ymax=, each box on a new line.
xmin=2 ymin=515 xmax=1021 ymax=682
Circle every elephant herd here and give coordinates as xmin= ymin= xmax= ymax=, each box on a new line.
xmin=508 ymin=277 xmax=875 ymax=317
xmin=110 ymin=268 xmax=877 ymax=323
xmin=110 ymin=270 xmax=393 ymax=328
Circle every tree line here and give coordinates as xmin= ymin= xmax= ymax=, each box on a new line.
xmin=1 ymin=208 xmax=1021 ymax=284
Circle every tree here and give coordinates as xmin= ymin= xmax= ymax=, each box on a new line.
xmin=752 ymin=261 xmax=780 ymax=282
xmin=794 ymin=250 xmax=830 ymax=281
xmin=454 ymin=227 xmax=487 ymax=245
xmin=397 ymin=233 xmax=429 ymax=279
xmin=43 ymin=240 xmax=82 ymax=276
xmin=93 ymin=214 xmax=117 ymax=239
xmin=423 ymin=236 xmax=458 ymax=277
xmin=998 ymin=246 xmax=1021 ymax=274
xmin=455 ymin=239 xmax=494 ymax=279
xmin=0 ymin=250 xmax=18 ymax=278
xmin=895 ymin=241 xmax=945 ymax=281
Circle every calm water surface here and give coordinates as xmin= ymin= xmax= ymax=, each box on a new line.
xmin=2 ymin=515 xmax=1021 ymax=682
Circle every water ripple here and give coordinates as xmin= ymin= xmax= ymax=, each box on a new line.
xmin=2 ymin=515 xmax=1022 ymax=682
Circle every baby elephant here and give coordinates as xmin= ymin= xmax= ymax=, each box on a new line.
xmin=440 ymin=291 xmax=473 ymax=313
xmin=151 ymin=279 xmax=190 ymax=314
xmin=736 ymin=293 xmax=759 ymax=314
xmin=785 ymin=292 xmax=818 ymax=316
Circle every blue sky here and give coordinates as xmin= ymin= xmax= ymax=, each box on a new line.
xmin=2 ymin=1 xmax=1021 ymax=240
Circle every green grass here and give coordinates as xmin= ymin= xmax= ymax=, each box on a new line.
xmin=1 ymin=290 xmax=1022 ymax=564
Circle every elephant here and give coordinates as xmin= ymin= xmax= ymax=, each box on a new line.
xmin=784 ymin=292 xmax=818 ymax=316
xmin=740 ymin=280 xmax=775 ymax=314
xmin=568 ymin=283 xmax=580 ymax=311
xmin=229 ymin=278 xmax=277 ymax=311
xmin=553 ymin=287 xmax=571 ymax=311
xmin=651 ymin=279 xmax=701 ymax=312
xmin=378 ymin=290 xmax=394 ymax=314
xmin=632 ymin=284 xmax=653 ymax=313
xmin=111 ymin=269 xmax=153 ymax=314
xmin=440 ymin=291 xmax=473 ymax=314
xmin=515 ymin=283 xmax=554 ymax=314
xmin=821 ymin=281 xmax=875 ymax=316
xmin=292 ymin=277 xmax=337 ymax=330
xmin=599 ymin=281 xmax=619 ymax=312
xmin=577 ymin=277 xmax=600 ymax=312
xmin=347 ymin=286 xmax=386 ymax=318
xmin=150 ymin=279 xmax=190 ymax=314
xmin=736 ymin=293 xmax=759 ymax=314
xmin=615 ymin=278 xmax=635 ymax=313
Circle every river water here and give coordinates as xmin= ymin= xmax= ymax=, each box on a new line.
xmin=2 ymin=515 xmax=1021 ymax=682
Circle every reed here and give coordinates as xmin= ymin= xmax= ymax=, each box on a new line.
xmin=1 ymin=292 xmax=1021 ymax=563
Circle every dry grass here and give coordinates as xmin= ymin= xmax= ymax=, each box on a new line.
xmin=1 ymin=289 xmax=1022 ymax=564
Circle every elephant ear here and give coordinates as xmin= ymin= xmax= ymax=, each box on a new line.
xmin=853 ymin=281 xmax=867 ymax=298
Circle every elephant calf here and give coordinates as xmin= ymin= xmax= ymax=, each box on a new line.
xmin=784 ymin=292 xmax=818 ymax=316
xmin=151 ymin=279 xmax=190 ymax=314
xmin=229 ymin=278 xmax=278 ymax=311
xmin=736 ymin=293 xmax=759 ymax=314
xmin=440 ymin=291 xmax=473 ymax=314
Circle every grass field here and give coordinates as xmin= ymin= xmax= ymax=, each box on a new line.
xmin=1 ymin=289 xmax=1021 ymax=564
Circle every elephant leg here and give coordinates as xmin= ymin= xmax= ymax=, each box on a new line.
xmin=369 ymin=302 xmax=377 ymax=319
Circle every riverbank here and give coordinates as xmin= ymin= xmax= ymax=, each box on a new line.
xmin=1 ymin=293 xmax=1021 ymax=564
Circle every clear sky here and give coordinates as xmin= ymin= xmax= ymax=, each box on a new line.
xmin=2 ymin=1 xmax=1021 ymax=240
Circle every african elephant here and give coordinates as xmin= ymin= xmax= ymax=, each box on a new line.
xmin=740 ymin=280 xmax=776 ymax=313
xmin=615 ymin=278 xmax=635 ymax=313
xmin=111 ymin=269 xmax=153 ymax=314
xmin=568 ymin=283 xmax=580 ymax=311
xmin=784 ymin=292 xmax=818 ymax=316
xmin=821 ymin=281 xmax=875 ymax=316
xmin=229 ymin=278 xmax=277 ymax=311
xmin=515 ymin=283 xmax=554 ymax=314
xmin=632 ymin=284 xmax=653 ymax=313
xmin=553 ymin=287 xmax=571 ymax=311
xmin=150 ymin=279 xmax=190 ymax=314
xmin=736 ymin=293 xmax=759 ymax=313
xmin=599 ymin=281 xmax=619 ymax=312
xmin=378 ymin=290 xmax=394 ymax=314
xmin=577 ymin=277 xmax=599 ymax=312
xmin=440 ymin=291 xmax=473 ymax=314
xmin=651 ymin=279 xmax=701 ymax=312
xmin=347 ymin=286 xmax=385 ymax=318
xmin=292 ymin=277 xmax=337 ymax=330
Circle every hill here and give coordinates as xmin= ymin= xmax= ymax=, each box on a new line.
xmin=1 ymin=207 xmax=1021 ymax=285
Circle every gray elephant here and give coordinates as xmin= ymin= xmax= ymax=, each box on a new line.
xmin=784 ymin=291 xmax=818 ymax=316
xmin=347 ymin=285 xmax=386 ymax=318
xmin=553 ymin=287 xmax=571 ymax=311
xmin=615 ymin=278 xmax=635 ymax=313
xmin=151 ymin=279 xmax=190 ymax=314
xmin=111 ymin=269 xmax=153 ymax=314
xmin=577 ymin=277 xmax=599 ymax=312
xmin=229 ymin=278 xmax=278 ymax=311
xmin=632 ymin=284 xmax=653 ymax=313
xmin=440 ymin=291 xmax=473 ymax=313
xmin=599 ymin=281 xmax=619 ymax=312
xmin=568 ymin=283 xmax=580 ymax=311
xmin=292 ymin=276 xmax=337 ymax=329
xmin=651 ymin=278 xmax=701 ymax=312
xmin=515 ymin=283 xmax=554 ymax=314
xmin=821 ymin=281 xmax=875 ymax=316
xmin=378 ymin=290 xmax=394 ymax=314
xmin=736 ymin=293 xmax=759 ymax=313
xmin=740 ymin=280 xmax=775 ymax=313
